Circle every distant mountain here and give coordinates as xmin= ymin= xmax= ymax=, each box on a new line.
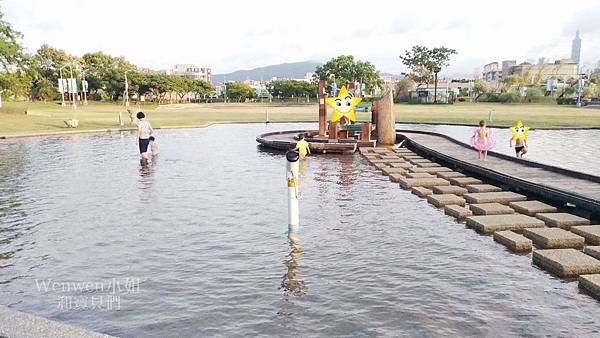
xmin=212 ymin=61 xmax=322 ymax=83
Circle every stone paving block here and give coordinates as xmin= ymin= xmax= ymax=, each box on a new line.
xmin=398 ymin=177 xmax=450 ymax=189
xmin=466 ymin=184 xmax=503 ymax=193
xmin=406 ymin=172 xmax=435 ymax=178
xmin=409 ymin=167 xmax=453 ymax=174
xmin=449 ymin=177 xmax=483 ymax=187
xmin=368 ymin=159 xmax=389 ymax=164
xmin=432 ymin=185 xmax=468 ymax=196
xmin=464 ymin=191 xmax=527 ymax=205
xmin=393 ymin=148 xmax=413 ymax=153
xmin=533 ymin=249 xmax=600 ymax=278
xmin=411 ymin=186 xmax=433 ymax=197
xmin=493 ymin=230 xmax=533 ymax=252
xmin=570 ymin=225 xmax=600 ymax=245
xmin=416 ymin=162 xmax=442 ymax=168
xmin=359 ymin=147 xmax=374 ymax=154
xmin=444 ymin=205 xmax=473 ymax=220
xmin=387 ymin=162 xmax=412 ymax=168
xmin=469 ymin=203 xmax=515 ymax=216
xmin=374 ymin=163 xmax=389 ymax=170
xmin=373 ymin=148 xmax=391 ymax=154
xmin=380 ymin=155 xmax=399 ymax=160
xmin=401 ymin=155 xmax=424 ymax=160
xmin=508 ymin=200 xmax=558 ymax=216
xmin=382 ymin=167 xmax=407 ymax=176
xmin=408 ymin=158 xmax=431 ymax=164
xmin=584 ymin=246 xmax=600 ymax=260
xmin=579 ymin=274 xmax=600 ymax=300
xmin=522 ymin=228 xmax=585 ymax=249
xmin=436 ymin=171 xmax=465 ymax=179
xmin=536 ymin=213 xmax=590 ymax=229
xmin=389 ymin=173 xmax=405 ymax=183
xmin=427 ymin=194 xmax=466 ymax=208
xmin=466 ymin=214 xmax=545 ymax=234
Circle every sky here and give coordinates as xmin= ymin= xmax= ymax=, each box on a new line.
xmin=3 ymin=0 xmax=600 ymax=77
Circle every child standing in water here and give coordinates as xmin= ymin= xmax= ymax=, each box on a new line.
xmin=149 ymin=136 xmax=159 ymax=156
xmin=294 ymin=135 xmax=311 ymax=160
xmin=470 ymin=120 xmax=495 ymax=161
xmin=136 ymin=111 xmax=154 ymax=163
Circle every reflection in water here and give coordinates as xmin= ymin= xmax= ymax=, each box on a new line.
xmin=281 ymin=226 xmax=306 ymax=298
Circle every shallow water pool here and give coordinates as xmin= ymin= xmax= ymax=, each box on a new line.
xmin=1 ymin=123 xmax=599 ymax=337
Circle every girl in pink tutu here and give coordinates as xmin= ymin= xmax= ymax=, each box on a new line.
xmin=470 ymin=120 xmax=495 ymax=160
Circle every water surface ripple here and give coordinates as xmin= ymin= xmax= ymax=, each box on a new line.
xmin=0 ymin=123 xmax=599 ymax=337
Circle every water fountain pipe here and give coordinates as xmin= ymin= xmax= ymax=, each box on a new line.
xmin=286 ymin=150 xmax=300 ymax=227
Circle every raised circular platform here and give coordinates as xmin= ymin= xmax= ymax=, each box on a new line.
xmin=256 ymin=129 xmax=365 ymax=154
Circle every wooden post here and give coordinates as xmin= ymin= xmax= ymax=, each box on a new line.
xmin=377 ymin=84 xmax=396 ymax=145
xmin=328 ymin=121 xmax=338 ymax=141
xmin=360 ymin=122 xmax=371 ymax=141
xmin=318 ymin=80 xmax=327 ymax=136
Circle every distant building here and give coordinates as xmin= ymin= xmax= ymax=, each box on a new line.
xmin=571 ymin=30 xmax=581 ymax=66
xmin=482 ymin=62 xmax=502 ymax=82
xmin=482 ymin=59 xmax=577 ymax=83
xmin=164 ymin=64 xmax=212 ymax=82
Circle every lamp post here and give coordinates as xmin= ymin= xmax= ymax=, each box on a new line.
xmin=433 ymin=67 xmax=441 ymax=104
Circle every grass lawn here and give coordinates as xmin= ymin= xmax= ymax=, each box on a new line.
xmin=1 ymin=101 xmax=599 ymax=137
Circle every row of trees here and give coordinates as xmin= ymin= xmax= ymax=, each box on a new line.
xmin=0 ymin=9 xmax=214 ymax=104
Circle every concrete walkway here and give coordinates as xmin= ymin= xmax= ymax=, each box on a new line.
xmin=399 ymin=130 xmax=600 ymax=220
xmin=0 ymin=306 xmax=114 ymax=338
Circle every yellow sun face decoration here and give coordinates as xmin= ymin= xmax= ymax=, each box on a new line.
xmin=509 ymin=120 xmax=530 ymax=141
xmin=325 ymin=85 xmax=362 ymax=123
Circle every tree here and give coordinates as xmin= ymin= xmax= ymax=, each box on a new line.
xmin=314 ymin=55 xmax=383 ymax=92
xmin=399 ymin=46 xmax=457 ymax=86
xmin=0 ymin=8 xmax=25 ymax=70
xmin=270 ymin=80 xmax=315 ymax=99
xmin=394 ymin=77 xmax=415 ymax=103
xmin=226 ymin=82 xmax=254 ymax=102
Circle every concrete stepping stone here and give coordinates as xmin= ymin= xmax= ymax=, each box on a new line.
xmin=464 ymin=191 xmax=527 ymax=205
xmin=406 ymin=172 xmax=435 ymax=178
xmin=409 ymin=158 xmax=432 ymax=164
xmin=535 ymin=213 xmax=590 ymax=229
xmin=466 ymin=214 xmax=545 ymax=234
xmin=382 ymin=167 xmax=407 ymax=176
xmin=427 ymin=194 xmax=466 ymax=208
xmin=522 ymin=228 xmax=585 ymax=249
xmin=436 ymin=171 xmax=465 ymax=179
xmin=466 ymin=184 xmax=502 ymax=193
xmin=409 ymin=167 xmax=453 ymax=174
xmin=374 ymin=163 xmax=389 ymax=170
xmin=584 ymin=246 xmax=600 ymax=260
xmin=393 ymin=150 xmax=413 ymax=154
xmin=444 ymin=205 xmax=473 ymax=220
xmin=493 ymin=230 xmax=533 ymax=252
xmin=533 ymin=248 xmax=600 ymax=278
xmin=417 ymin=162 xmax=442 ymax=168
xmin=402 ymin=155 xmax=424 ymax=160
xmin=381 ymin=155 xmax=399 ymax=160
xmin=399 ymin=177 xmax=450 ymax=189
xmin=433 ymin=185 xmax=468 ymax=196
xmin=373 ymin=148 xmax=391 ymax=154
xmin=579 ymin=274 xmax=600 ymax=300
xmin=449 ymin=177 xmax=483 ymax=187
xmin=368 ymin=159 xmax=389 ymax=164
xmin=570 ymin=225 xmax=600 ymax=245
xmin=469 ymin=203 xmax=515 ymax=216
xmin=411 ymin=186 xmax=433 ymax=197
xmin=508 ymin=200 xmax=557 ymax=216
xmin=387 ymin=162 xmax=412 ymax=168
xmin=389 ymin=173 xmax=406 ymax=182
